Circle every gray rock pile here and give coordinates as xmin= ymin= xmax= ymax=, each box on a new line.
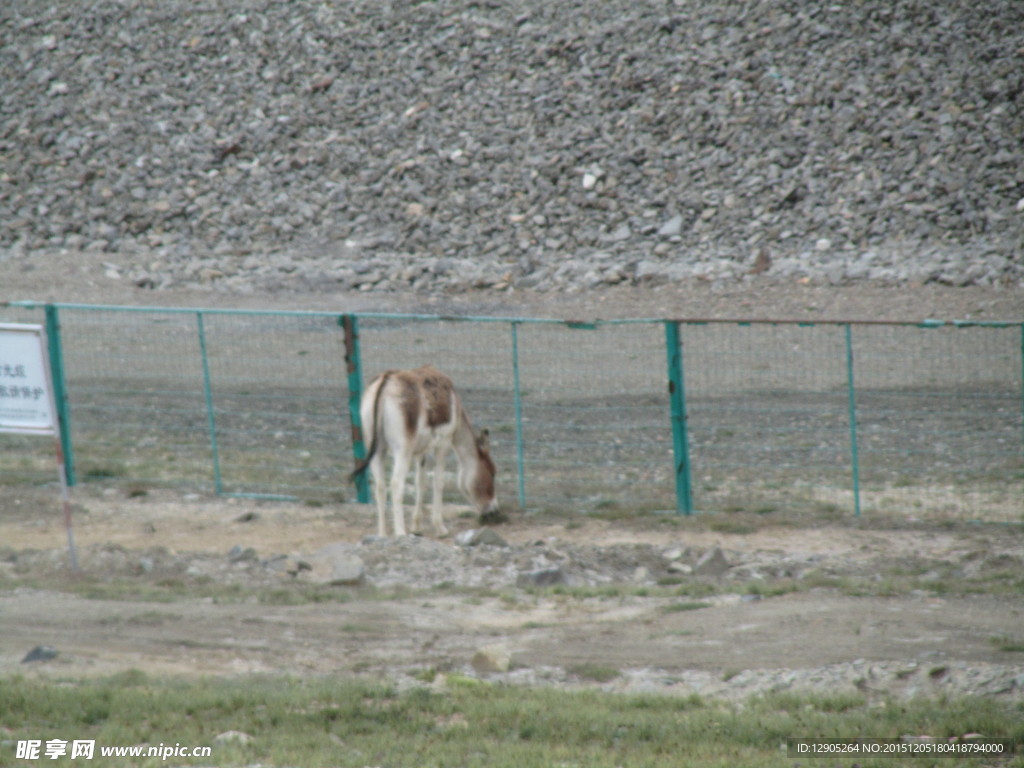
xmin=2 ymin=0 xmax=1022 ymax=292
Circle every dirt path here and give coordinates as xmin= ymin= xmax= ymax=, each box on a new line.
xmin=4 ymin=251 xmax=1022 ymax=324
xmin=2 ymin=487 xmax=1023 ymax=700
xmin=3 ymin=586 xmax=1022 ymax=698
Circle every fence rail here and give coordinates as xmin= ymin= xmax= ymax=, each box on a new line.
xmin=1 ymin=301 xmax=1021 ymax=523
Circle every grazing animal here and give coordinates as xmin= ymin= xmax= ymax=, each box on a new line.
xmin=351 ymin=365 xmax=498 ymax=537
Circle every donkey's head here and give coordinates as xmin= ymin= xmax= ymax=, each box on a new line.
xmin=461 ymin=428 xmax=498 ymax=516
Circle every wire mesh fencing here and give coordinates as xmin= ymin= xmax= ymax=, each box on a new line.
xmin=352 ymin=316 xmax=674 ymax=513
xmin=1 ymin=302 xmax=1021 ymax=523
xmin=0 ymin=306 xmax=355 ymax=499
xmin=850 ymin=323 xmax=1022 ymax=520
xmin=680 ymin=322 xmax=857 ymax=517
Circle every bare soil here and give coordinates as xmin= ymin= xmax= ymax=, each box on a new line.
xmin=2 ymin=485 xmax=1023 ymax=701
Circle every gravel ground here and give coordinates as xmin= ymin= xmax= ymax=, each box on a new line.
xmin=3 ymin=488 xmax=1024 ymax=701
xmin=2 ymin=0 xmax=1023 ymax=296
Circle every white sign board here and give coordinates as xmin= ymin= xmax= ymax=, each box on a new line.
xmin=0 ymin=323 xmax=58 ymax=436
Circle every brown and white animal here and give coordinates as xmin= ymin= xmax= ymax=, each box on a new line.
xmin=351 ymin=365 xmax=498 ymax=537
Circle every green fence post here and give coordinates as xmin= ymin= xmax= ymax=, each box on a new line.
xmin=195 ymin=312 xmax=224 ymax=495
xmin=341 ymin=314 xmax=369 ymax=503
xmin=510 ymin=322 xmax=527 ymax=509
xmin=844 ymin=324 xmax=862 ymax=517
xmin=664 ymin=321 xmax=694 ymax=515
xmin=44 ymin=304 xmax=75 ymax=486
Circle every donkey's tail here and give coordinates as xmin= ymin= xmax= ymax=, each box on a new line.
xmin=349 ymin=372 xmax=389 ymax=483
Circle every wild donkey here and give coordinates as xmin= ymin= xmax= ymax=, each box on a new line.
xmin=351 ymin=365 xmax=498 ymax=537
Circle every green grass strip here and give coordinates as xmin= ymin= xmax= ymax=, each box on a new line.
xmin=1 ymin=673 xmax=1022 ymax=767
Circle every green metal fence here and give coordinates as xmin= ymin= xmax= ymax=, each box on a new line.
xmin=2 ymin=302 xmax=1021 ymax=523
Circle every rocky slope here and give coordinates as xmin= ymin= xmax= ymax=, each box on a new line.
xmin=1 ymin=0 xmax=1022 ymax=293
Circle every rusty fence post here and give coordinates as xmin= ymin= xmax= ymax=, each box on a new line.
xmin=340 ymin=314 xmax=369 ymax=503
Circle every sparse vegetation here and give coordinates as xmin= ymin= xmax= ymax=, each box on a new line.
xmin=991 ymin=636 xmax=1024 ymax=654
xmin=663 ymin=601 xmax=710 ymax=613
xmin=567 ymin=663 xmax=621 ymax=683
xmin=6 ymin=674 xmax=1020 ymax=768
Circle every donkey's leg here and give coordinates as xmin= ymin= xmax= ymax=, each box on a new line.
xmin=430 ymin=446 xmax=450 ymax=537
xmin=388 ymin=452 xmax=410 ymax=537
xmin=411 ymin=456 xmax=426 ymax=534
xmin=370 ymin=454 xmax=388 ymax=538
